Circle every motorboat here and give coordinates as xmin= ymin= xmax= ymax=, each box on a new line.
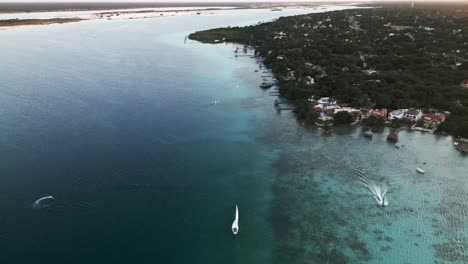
xmin=232 ymin=205 xmax=239 ymax=235
xmin=416 ymin=168 xmax=425 ymax=174
xmin=363 ymin=129 xmax=373 ymax=138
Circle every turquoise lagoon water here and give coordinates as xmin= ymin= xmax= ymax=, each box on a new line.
xmin=0 ymin=7 xmax=466 ymax=264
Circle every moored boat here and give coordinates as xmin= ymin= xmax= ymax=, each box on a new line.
xmin=416 ymin=168 xmax=425 ymax=174
xmin=259 ymin=82 xmax=274 ymax=89
xmin=364 ymin=129 xmax=373 ymax=138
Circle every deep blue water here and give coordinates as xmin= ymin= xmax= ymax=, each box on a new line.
xmin=0 ymin=8 xmax=321 ymax=264
xmin=0 ymin=7 xmax=466 ymax=264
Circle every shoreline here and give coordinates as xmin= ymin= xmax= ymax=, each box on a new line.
xmin=189 ymin=6 xmax=468 ymax=144
xmin=0 ymin=18 xmax=84 ymax=28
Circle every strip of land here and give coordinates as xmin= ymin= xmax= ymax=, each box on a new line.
xmin=189 ymin=5 xmax=468 ymax=139
xmin=0 ymin=18 xmax=84 ymax=27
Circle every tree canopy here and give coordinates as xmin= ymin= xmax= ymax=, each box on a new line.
xmin=190 ymin=7 xmax=468 ymax=137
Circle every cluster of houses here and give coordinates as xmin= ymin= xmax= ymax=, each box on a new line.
xmin=308 ymin=97 xmax=448 ymax=130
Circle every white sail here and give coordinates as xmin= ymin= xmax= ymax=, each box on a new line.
xmin=232 ymin=205 xmax=239 ymax=235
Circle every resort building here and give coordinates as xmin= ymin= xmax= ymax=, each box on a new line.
xmin=317 ymin=97 xmax=336 ymax=105
xmin=360 ymin=107 xmax=387 ymax=119
xmin=388 ymin=109 xmax=407 ymax=120
xmin=405 ymin=108 xmax=423 ymax=122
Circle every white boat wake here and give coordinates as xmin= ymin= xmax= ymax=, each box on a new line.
xmin=359 ymin=175 xmax=389 ymax=207
xmin=32 ymin=195 xmax=55 ymax=209
xmin=369 ymin=184 xmax=389 ymax=206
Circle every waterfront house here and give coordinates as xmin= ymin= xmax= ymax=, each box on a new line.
xmin=422 ymin=113 xmax=445 ymax=128
xmin=388 ymin=109 xmax=407 ymax=120
xmin=317 ymin=97 xmax=336 ymax=105
xmin=405 ymin=108 xmax=423 ymax=122
xmin=372 ymin=108 xmax=388 ymax=119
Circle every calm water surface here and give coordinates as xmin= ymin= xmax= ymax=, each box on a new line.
xmin=0 ymin=6 xmax=466 ymax=264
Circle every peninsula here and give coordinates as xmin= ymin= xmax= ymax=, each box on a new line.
xmin=189 ymin=5 xmax=468 ymax=138
xmin=0 ymin=18 xmax=83 ymax=27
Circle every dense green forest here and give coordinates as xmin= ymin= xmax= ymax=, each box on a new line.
xmin=189 ymin=7 xmax=468 ymax=137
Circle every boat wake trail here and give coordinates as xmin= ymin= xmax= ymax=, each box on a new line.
xmin=353 ymin=162 xmax=388 ymax=206
xmin=358 ymin=174 xmax=389 ymax=207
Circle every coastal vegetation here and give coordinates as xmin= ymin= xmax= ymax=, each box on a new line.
xmin=0 ymin=18 xmax=83 ymax=27
xmin=333 ymin=111 xmax=354 ymax=125
xmin=189 ymin=6 xmax=468 ymax=137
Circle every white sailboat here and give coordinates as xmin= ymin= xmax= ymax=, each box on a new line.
xmin=232 ymin=205 xmax=239 ymax=235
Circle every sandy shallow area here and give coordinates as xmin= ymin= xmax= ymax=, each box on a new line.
xmin=0 ymin=4 xmax=360 ymax=31
xmin=0 ymin=6 xmax=235 ymax=19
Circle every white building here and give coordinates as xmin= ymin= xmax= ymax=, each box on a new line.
xmin=388 ymin=109 xmax=407 ymax=120
xmin=405 ymin=108 xmax=423 ymax=122
xmin=317 ymin=97 xmax=331 ymax=105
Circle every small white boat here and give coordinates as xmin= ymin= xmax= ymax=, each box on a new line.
xmin=454 ymin=142 xmax=459 ymax=146
xmin=232 ymin=205 xmax=239 ymax=235
xmin=416 ymin=168 xmax=425 ymax=174
xmin=32 ymin=195 xmax=55 ymax=209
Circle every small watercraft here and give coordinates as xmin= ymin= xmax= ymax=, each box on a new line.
xmin=259 ymin=82 xmax=274 ymax=89
xmin=454 ymin=142 xmax=459 ymax=146
xmin=416 ymin=168 xmax=425 ymax=174
xmin=363 ymin=129 xmax=373 ymax=138
xmin=232 ymin=205 xmax=239 ymax=235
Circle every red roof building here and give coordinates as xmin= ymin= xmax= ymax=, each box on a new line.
xmin=460 ymin=79 xmax=468 ymax=87
xmin=423 ymin=114 xmax=445 ymax=122
xmin=372 ymin=108 xmax=388 ymax=118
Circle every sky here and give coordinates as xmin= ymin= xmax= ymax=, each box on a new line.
xmin=0 ymin=0 xmax=466 ymax=2
xmin=0 ymin=0 xmax=466 ymax=3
